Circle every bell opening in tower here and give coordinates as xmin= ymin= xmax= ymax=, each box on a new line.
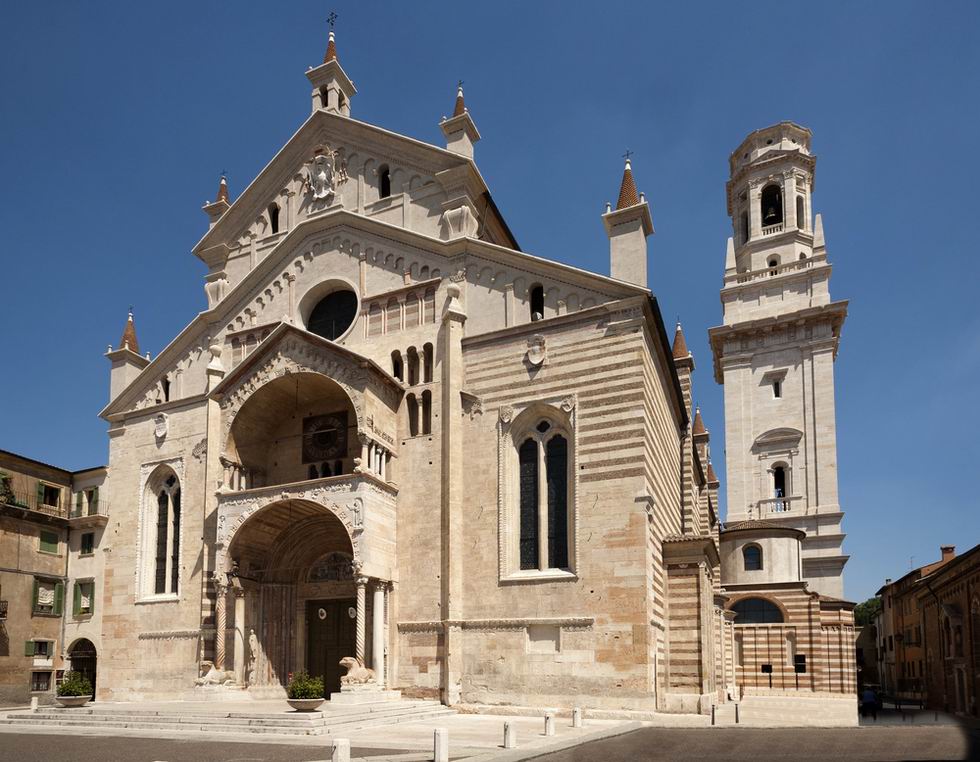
xmin=761 ymin=184 xmax=783 ymax=227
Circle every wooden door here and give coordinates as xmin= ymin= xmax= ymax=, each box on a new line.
xmin=306 ymin=598 xmax=356 ymax=696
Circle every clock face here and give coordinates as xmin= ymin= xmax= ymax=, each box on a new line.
xmin=302 ymin=412 xmax=348 ymax=463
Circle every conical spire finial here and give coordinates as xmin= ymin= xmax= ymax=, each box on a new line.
xmin=616 ymin=152 xmax=640 ymax=210
xmin=453 ymin=80 xmax=466 ymax=117
xmin=215 ymin=173 xmax=229 ymax=204
xmin=324 ymin=30 xmax=338 ymax=63
xmin=119 ymin=309 xmax=140 ymax=355
xmin=692 ymin=405 xmax=707 ymax=436
xmin=672 ymin=321 xmax=690 ymax=360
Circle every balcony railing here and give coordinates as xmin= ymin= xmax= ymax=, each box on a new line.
xmin=754 ymin=495 xmax=802 ymax=517
xmin=761 ymin=223 xmax=784 ymax=236
xmin=0 ymin=490 xmax=67 ymax=519
xmin=0 ymin=600 xmax=7 ymax=620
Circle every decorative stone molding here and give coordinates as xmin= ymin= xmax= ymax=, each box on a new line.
xmin=526 ymin=334 xmax=546 ymax=367
xmin=138 ymin=630 xmax=201 ymax=640
xmin=153 ymin=413 xmax=169 ymax=441
xmin=396 ymin=617 xmax=594 ymax=633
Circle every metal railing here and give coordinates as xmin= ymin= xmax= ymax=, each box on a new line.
xmin=0 ymin=490 xmax=68 ymax=518
xmin=70 ymin=501 xmax=108 ymax=519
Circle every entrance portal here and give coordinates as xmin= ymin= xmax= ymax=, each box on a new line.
xmin=307 ymin=599 xmax=356 ymax=695
xmin=68 ymin=639 xmax=97 ymax=699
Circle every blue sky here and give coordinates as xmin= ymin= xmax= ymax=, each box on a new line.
xmin=1 ymin=2 xmax=977 ymax=603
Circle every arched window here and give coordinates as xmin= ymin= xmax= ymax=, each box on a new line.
xmin=319 ymin=461 xmax=332 ymax=478
xmin=743 ymin=544 xmax=763 ymax=571
xmin=731 ymin=597 xmax=783 ymax=624
xmin=422 ymin=343 xmax=433 ymax=383
xmin=379 ymin=164 xmax=391 ymax=199
xmin=514 ymin=415 xmax=571 ymax=573
xmin=338 ymin=91 xmax=346 ymax=112
xmin=143 ymin=468 xmax=181 ymax=598
xmin=268 ymin=202 xmax=280 ymax=234
xmin=529 ymin=284 xmax=544 ymax=321
xmin=421 ymin=390 xmax=432 ymax=435
xmin=308 ymin=290 xmax=358 ymax=341
xmin=407 ymin=394 xmax=419 ymax=437
xmin=406 ymin=347 xmax=420 ymax=386
xmin=768 ymin=256 xmax=780 ymax=270
xmin=161 ymin=376 xmax=171 ymax=402
xmin=761 ymin=184 xmax=783 ymax=227
xmin=796 ymin=195 xmax=805 ymax=230
xmin=391 ymin=350 xmax=404 ymax=382
xmin=308 ymin=464 xmax=318 ymax=480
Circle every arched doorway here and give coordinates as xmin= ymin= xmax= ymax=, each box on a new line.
xmin=68 ymin=639 xmax=97 ymax=699
xmin=227 ymin=499 xmax=363 ymax=696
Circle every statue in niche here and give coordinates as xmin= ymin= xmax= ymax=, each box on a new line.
xmin=246 ymin=628 xmax=259 ymax=686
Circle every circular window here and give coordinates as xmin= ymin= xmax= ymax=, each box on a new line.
xmin=307 ymin=290 xmax=357 ymax=341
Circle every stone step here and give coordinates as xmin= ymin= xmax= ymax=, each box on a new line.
xmin=11 ymin=712 xmax=316 ymax=728
xmin=323 ymin=707 xmax=456 ymax=733
xmin=0 ymin=718 xmax=317 ymax=735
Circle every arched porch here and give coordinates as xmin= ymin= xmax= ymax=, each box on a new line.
xmin=218 ymin=498 xmax=392 ymax=696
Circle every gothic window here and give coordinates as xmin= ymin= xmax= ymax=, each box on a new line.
xmin=731 ymin=597 xmax=783 ymax=624
xmin=422 ymin=343 xmax=433 ymax=383
xmin=761 ymin=184 xmax=783 ymax=227
xmin=796 ymin=195 xmax=805 ymax=230
xmin=529 ymin=284 xmax=544 ymax=321
xmin=379 ymin=164 xmax=391 ymax=198
xmin=421 ymin=390 xmax=432 ymax=435
xmin=510 ymin=410 xmax=573 ymax=576
xmin=268 ymin=202 xmax=280 ymax=234
xmin=391 ymin=350 xmax=404 ymax=381
xmin=407 ymin=394 xmax=419 ymax=437
xmin=308 ymin=290 xmax=358 ymax=341
xmin=743 ymin=544 xmax=763 ymax=571
xmin=143 ymin=467 xmax=181 ymax=598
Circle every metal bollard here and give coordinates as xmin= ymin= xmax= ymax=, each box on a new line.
xmin=572 ymin=707 xmax=583 ymax=729
xmin=434 ymin=727 xmax=449 ymax=762
xmin=544 ymin=713 xmax=555 ymax=736
xmin=735 ymin=703 xmax=740 ymax=724
xmin=711 ymin=704 xmax=716 ymax=726
xmin=331 ymin=738 xmax=350 ymax=762
xmin=504 ymin=721 xmax=517 ymax=749
xmin=30 ymin=697 xmax=38 ymax=713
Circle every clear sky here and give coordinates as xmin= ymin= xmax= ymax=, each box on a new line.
xmin=1 ymin=1 xmax=977 ymax=604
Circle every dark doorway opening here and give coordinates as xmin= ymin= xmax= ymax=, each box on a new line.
xmin=306 ymin=598 xmax=356 ymax=696
xmin=68 ymin=638 xmax=97 ymax=700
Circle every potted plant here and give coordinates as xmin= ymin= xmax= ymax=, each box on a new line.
xmin=286 ymin=671 xmax=324 ymax=711
xmin=56 ymin=671 xmax=93 ymax=707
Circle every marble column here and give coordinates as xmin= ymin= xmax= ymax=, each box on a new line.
xmin=355 ymin=576 xmax=367 ymax=666
xmin=372 ymin=582 xmax=386 ymax=687
xmin=214 ymin=583 xmax=227 ymax=670
xmin=233 ymin=588 xmax=246 ymax=684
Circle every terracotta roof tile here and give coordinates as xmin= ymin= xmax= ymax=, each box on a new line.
xmin=452 ymin=85 xmax=466 ymax=117
xmin=672 ymin=321 xmax=689 ymax=360
xmin=722 ymin=519 xmax=806 ymax=537
xmin=692 ymin=406 xmax=707 ymax=436
xmin=616 ymin=159 xmax=640 ymax=210
xmin=119 ymin=311 xmax=140 ymax=355
xmin=707 ymin=461 xmax=719 ymax=483
xmin=323 ymin=30 xmax=337 ymax=64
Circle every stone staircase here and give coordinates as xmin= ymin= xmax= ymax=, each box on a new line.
xmin=0 ymin=699 xmax=455 ymax=737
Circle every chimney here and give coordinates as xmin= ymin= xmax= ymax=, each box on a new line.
xmin=941 ymin=545 xmax=956 ymax=562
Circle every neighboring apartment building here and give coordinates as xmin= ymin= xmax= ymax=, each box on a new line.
xmin=875 ymin=546 xmax=956 ymax=702
xmin=916 ymin=543 xmax=980 ymax=716
xmin=0 ymin=451 xmax=106 ymax=705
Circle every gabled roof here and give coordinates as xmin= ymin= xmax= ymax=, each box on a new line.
xmin=209 ymin=322 xmax=403 ymax=400
xmin=192 ymin=109 xmax=510 ymax=263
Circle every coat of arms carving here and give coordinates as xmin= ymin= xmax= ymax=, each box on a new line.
xmin=305 ymin=146 xmax=348 ymax=201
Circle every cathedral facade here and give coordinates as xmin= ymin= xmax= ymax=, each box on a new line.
xmin=85 ymin=31 xmax=853 ymax=714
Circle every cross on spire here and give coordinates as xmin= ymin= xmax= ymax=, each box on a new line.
xmin=327 ymin=11 xmax=337 ymax=28
xmin=457 ymin=79 xmax=464 ymax=90
xmin=623 ymin=149 xmax=634 ymax=162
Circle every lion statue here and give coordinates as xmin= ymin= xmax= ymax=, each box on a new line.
xmin=194 ymin=660 xmax=237 ymax=687
xmin=339 ymin=656 xmax=375 ymax=686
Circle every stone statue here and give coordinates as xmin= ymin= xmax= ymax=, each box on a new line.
xmin=339 ymin=656 xmax=375 ymax=686
xmin=246 ymin=628 xmax=259 ymax=686
xmin=194 ymin=660 xmax=236 ymax=687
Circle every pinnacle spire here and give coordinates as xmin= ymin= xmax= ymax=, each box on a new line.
xmin=616 ymin=157 xmax=640 ymax=210
xmin=119 ymin=309 xmax=140 ymax=355
xmin=323 ymin=29 xmax=338 ymax=64
xmin=452 ymin=82 xmax=466 ymax=117
xmin=672 ymin=321 xmax=690 ymax=360
xmin=706 ymin=460 xmax=719 ymax=483
xmin=215 ymin=174 xmax=229 ymax=204
xmin=692 ymin=406 xmax=707 ymax=436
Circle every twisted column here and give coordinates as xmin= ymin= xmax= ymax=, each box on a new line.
xmin=355 ymin=576 xmax=368 ymax=665
xmin=214 ymin=582 xmax=227 ymax=670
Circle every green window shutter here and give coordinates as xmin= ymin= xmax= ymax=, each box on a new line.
xmin=39 ymin=531 xmax=58 ymax=554
xmin=53 ymin=582 xmax=64 ymax=616
xmin=25 ymin=640 xmax=35 ymax=657
xmin=88 ymin=583 xmax=95 ymax=616
xmin=75 ymin=492 xmax=83 ymax=512
xmin=32 ymin=579 xmax=39 ymax=612
xmin=36 ymin=482 xmax=45 ymax=506
xmin=73 ymin=582 xmax=81 ymax=617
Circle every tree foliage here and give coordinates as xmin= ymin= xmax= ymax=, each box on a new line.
xmin=854 ymin=597 xmax=882 ymax=627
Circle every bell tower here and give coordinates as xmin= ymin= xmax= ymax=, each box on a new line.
xmin=709 ymin=123 xmax=849 ymax=598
